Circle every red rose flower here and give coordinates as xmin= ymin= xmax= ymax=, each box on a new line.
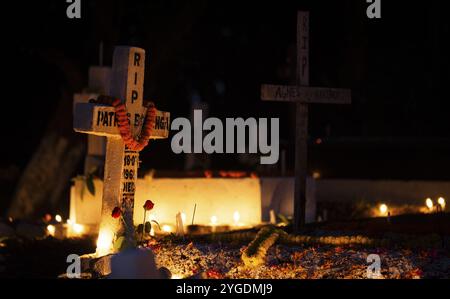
xmin=143 ymin=200 xmax=154 ymax=211
xmin=111 ymin=207 xmax=122 ymax=218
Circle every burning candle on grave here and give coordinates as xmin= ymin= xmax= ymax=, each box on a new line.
xmin=426 ymin=198 xmax=434 ymax=212
xmin=210 ymin=215 xmax=218 ymax=232
xmin=47 ymin=225 xmax=56 ymax=237
xmin=55 ymin=215 xmax=62 ymax=223
xmin=233 ymin=211 xmax=240 ymax=226
xmin=72 ymin=223 xmax=84 ymax=235
xmin=379 ymin=204 xmax=388 ymax=216
xmin=96 ymin=228 xmax=114 ymax=257
xmin=162 ymin=225 xmax=173 ymax=233
xmin=437 ymin=197 xmax=446 ymax=210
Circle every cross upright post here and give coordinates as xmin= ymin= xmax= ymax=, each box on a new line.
xmin=261 ymin=12 xmax=351 ymax=233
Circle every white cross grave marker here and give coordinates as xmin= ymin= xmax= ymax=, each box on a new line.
xmin=73 ymin=65 xmax=111 ymax=176
xmin=74 ymin=46 xmax=170 ymax=255
xmin=261 ymin=12 xmax=351 ymax=232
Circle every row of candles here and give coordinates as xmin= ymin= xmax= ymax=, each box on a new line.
xmin=49 ymin=197 xmax=447 ymax=238
xmin=46 ymin=215 xmax=85 ymax=238
xmin=147 ymin=211 xmax=244 ymax=235
xmin=48 ymin=211 xmax=244 ymax=237
xmin=95 ymin=211 xmax=245 ymax=256
xmin=378 ymin=197 xmax=446 ymax=216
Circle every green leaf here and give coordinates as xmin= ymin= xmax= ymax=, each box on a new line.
xmin=144 ymin=221 xmax=152 ymax=234
xmin=151 ymin=220 xmax=161 ymax=231
xmin=85 ymin=174 xmax=96 ymax=196
xmin=113 ymin=236 xmax=125 ymax=252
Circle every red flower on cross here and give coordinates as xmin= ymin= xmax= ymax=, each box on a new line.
xmin=143 ymin=200 xmax=155 ymax=211
xmin=111 ymin=207 xmax=122 ymax=219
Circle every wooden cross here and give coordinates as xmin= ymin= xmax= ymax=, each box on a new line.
xmin=261 ymin=12 xmax=351 ymax=232
xmin=74 ymin=46 xmax=170 ymax=254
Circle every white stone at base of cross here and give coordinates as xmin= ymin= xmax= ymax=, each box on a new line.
xmin=73 ymin=46 xmax=170 ymax=256
xmin=261 ymin=11 xmax=351 ymax=232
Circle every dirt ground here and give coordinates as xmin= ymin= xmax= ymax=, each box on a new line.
xmin=1 ymin=213 xmax=449 ymax=279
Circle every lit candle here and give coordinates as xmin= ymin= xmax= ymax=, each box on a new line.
xmin=162 ymin=225 xmax=173 ymax=233
xmin=233 ymin=211 xmax=240 ymax=225
xmin=437 ymin=197 xmax=446 ymax=210
xmin=73 ymin=223 xmax=84 ymax=235
xmin=47 ymin=225 xmax=56 ymax=237
xmin=379 ymin=204 xmax=388 ymax=216
xmin=96 ymin=229 xmax=113 ymax=257
xmin=426 ymin=198 xmax=434 ymax=211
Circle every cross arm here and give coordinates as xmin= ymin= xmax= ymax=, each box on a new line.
xmin=73 ymin=103 xmax=170 ymax=139
xmin=261 ymin=84 xmax=351 ymax=104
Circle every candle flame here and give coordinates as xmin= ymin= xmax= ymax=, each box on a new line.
xmin=96 ymin=229 xmax=113 ymax=257
xmin=47 ymin=225 xmax=56 ymax=236
xmin=233 ymin=211 xmax=240 ymax=224
xmin=437 ymin=197 xmax=446 ymax=209
xmin=73 ymin=223 xmax=84 ymax=234
xmin=426 ymin=198 xmax=434 ymax=211
xmin=162 ymin=225 xmax=172 ymax=233
xmin=379 ymin=204 xmax=388 ymax=215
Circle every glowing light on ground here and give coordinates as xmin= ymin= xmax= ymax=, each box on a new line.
xmin=426 ymin=198 xmax=433 ymax=211
xmin=379 ymin=204 xmax=388 ymax=216
xmin=233 ymin=211 xmax=240 ymax=224
xmin=162 ymin=225 xmax=173 ymax=233
xmin=437 ymin=197 xmax=446 ymax=210
xmin=72 ymin=223 xmax=84 ymax=234
xmin=146 ymin=213 xmax=155 ymax=222
xmin=55 ymin=215 xmax=62 ymax=223
xmin=70 ymin=177 xmax=262 ymax=227
xmin=96 ymin=229 xmax=114 ymax=257
xmin=47 ymin=225 xmax=55 ymax=236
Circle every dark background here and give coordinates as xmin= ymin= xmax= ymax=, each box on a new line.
xmin=1 ymin=0 xmax=449 ymax=204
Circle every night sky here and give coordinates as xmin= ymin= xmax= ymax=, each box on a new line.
xmin=1 ymin=0 xmax=450 ymax=186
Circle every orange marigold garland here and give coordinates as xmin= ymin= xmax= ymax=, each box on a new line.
xmin=111 ymin=98 xmax=156 ymax=151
